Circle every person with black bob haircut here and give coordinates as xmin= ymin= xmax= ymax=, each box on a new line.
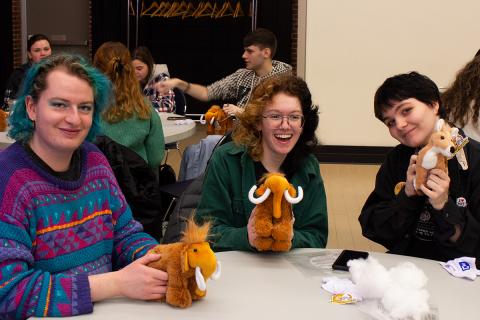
xmin=360 ymin=71 xmax=480 ymax=267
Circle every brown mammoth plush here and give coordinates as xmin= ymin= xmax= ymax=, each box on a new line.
xmin=147 ymin=218 xmax=221 ymax=308
xmin=248 ymin=173 xmax=303 ymax=251
xmin=204 ymin=105 xmax=234 ymax=135
xmin=0 ymin=109 xmax=7 ymax=132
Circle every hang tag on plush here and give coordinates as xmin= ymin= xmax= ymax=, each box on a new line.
xmin=452 ymin=133 xmax=469 ymax=170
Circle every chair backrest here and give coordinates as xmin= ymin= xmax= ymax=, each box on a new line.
xmin=161 ymin=131 xmax=234 ymax=243
xmin=173 ymin=88 xmax=187 ymax=115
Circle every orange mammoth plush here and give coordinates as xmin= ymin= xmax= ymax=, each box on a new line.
xmin=147 ymin=218 xmax=221 ymax=308
xmin=248 ymin=173 xmax=303 ymax=251
xmin=414 ymin=119 xmax=458 ymax=193
xmin=204 ymin=105 xmax=234 ymax=135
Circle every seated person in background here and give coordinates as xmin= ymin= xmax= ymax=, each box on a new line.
xmin=359 ymin=72 xmax=480 ymax=265
xmin=156 ymin=28 xmax=292 ymax=116
xmin=4 ymin=34 xmax=52 ymax=101
xmin=132 ymin=46 xmax=175 ymax=112
xmin=442 ymin=54 xmax=480 ymax=141
xmin=0 ymin=54 xmax=167 ymax=318
xmin=94 ymin=42 xmax=165 ymax=169
xmin=196 ymin=75 xmax=328 ymax=251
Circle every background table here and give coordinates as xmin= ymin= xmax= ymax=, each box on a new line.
xmin=45 ymin=249 xmax=478 ymax=319
xmin=0 ymin=112 xmax=196 ymax=148
xmin=159 ymin=112 xmax=196 ymax=144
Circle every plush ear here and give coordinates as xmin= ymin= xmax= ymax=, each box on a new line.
xmin=451 ymin=127 xmax=459 ymax=138
xmin=180 ymin=245 xmax=189 ymax=273
xmin=435 ymin=118 xmax=445 ymax=132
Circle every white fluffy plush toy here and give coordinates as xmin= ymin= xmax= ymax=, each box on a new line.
xmin=348 ymin=257 xmax=430 ymax=320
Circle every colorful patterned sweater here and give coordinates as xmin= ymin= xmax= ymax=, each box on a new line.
xmin=0 ymin=142 xmax=158 ymax=319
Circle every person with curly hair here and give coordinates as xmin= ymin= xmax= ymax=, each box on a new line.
xmin=94 ymin=42 xmax=165 ymax=168
xmin=0 ymin=54 xmax=167 ymax=319
xmin=442 ymin=54 xmax=480 ymax=141
xmin=196 ymin=75 xmax=328 ymax=251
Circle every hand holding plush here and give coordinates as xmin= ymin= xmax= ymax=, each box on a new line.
xmin=248 ymin=173 xmax=303 ymax=251
xmin=147 ymin=218 xmax=221 ymax=308
xmin=414 ymin=119 xmax=458 ymax=194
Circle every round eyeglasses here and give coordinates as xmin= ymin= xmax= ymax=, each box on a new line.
xmin=262 ymin=113 xmax=305 ymax=128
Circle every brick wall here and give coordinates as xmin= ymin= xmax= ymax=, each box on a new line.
xmin=12 ymin=0 xmax=22 ymax=68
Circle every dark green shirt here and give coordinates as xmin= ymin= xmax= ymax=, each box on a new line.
xmin=196 ymin=142 xmax=328 ymax=251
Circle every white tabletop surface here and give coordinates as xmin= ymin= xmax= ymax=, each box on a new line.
xmin=42 ymin=248 xmax=478 ymax=319
xmin=158 ymin=112 xmax=196 ymax=144
xmin=0 ymin=112 xmax=196 ymax=147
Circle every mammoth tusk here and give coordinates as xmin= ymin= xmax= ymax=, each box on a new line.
xmin=199 ymin=114 xmax=206 ymax=125
xmin=210 ymin=117 xmax=216 ymax=125
xmin=248 ymin=186 xmax=271 ymax=204
xmin=211 ymin=261 xmax=222 ymax=280
xmin=284 ymin=186 xmax=303 ymax=204
xmin=195 ymin=266 xmax=207 ymax=292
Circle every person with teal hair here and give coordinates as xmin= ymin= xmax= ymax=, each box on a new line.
xmin=0 ymin=54 xmax=168 ymax=318
xmin=8 ymin=54 xmax=111 ymax=142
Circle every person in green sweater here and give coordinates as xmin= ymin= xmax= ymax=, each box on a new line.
xmin=196 ymin=75 xmax=328 ymax=251
xmin=94 ymin=41 xmax=165 ymax=168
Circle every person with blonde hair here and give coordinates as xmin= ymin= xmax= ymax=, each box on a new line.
xmin=442 ymin=54 xmax=480 ymax=141
xmin=196 ymin=75 xmax=328 ymax=251
xmin=94 ymin=41 xmax=164 ymax=168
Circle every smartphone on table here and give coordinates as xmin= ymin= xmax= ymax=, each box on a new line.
xmin=332 ymin=249 xmax=369 ymax=271
xmin=167 ymin=116 xmax=187 ymax=120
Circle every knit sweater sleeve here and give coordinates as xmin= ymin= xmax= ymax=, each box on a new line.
xmin=0 ymin=211 xmax=93 ymax=318
xmin=144 ymin=110 xmax=165 ymax=168
xmin=109 ymin=187 xmax=159 ymax=268
xmin=0 ymin=144 xmax=157 ymax=318
xmin=94 ymin=149 xmax=158 ymax=268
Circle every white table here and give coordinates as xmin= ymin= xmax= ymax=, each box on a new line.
xmin=158 ymin=112 xmax=196 ymax=144
xmin=0 ymin=113 xmax=196 ymax=148
xmin=47 ymin=249 xmax=478 ymax=319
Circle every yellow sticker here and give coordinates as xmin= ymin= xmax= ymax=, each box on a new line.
xmin=330 ymin=293 xmax=357 ymax=304
xmin=394 ymin=182 xmax=406 ymax=195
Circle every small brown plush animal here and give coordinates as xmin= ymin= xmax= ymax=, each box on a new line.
xmin=204 ymin=105 xmax=234 ymax=135
xmin=414 ymin=119 xmax=458 ymax=193
xmin=147 ymin=218 xmax=221 ymax=308
xmin=248 ymin=173 xmax=303 ymax=251
xmin=0 ymin=109 xmax=8 ymax=132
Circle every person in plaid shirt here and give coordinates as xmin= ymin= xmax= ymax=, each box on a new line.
xmin=156 ymin=28 xmax=292 ymax=116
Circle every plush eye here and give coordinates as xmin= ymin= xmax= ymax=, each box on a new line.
xmin=193 ymin=248 xmax=198 ymax=253
xmin=440 ymin=135 xmax=445 ymax=140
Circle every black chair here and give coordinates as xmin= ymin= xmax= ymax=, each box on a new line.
xmin=173 ymin=88 xmax=187 ymax=115
xmin=161 ymin=132 xmax=233 ymax=242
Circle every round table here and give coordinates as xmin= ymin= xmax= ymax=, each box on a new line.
xmin=0 ymin=112 xmax=196 ymax=147
xmin=158 ymin=112 xmax=196 ymax=144
xmin=40 ymin=249 xmax=478 ymax=319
